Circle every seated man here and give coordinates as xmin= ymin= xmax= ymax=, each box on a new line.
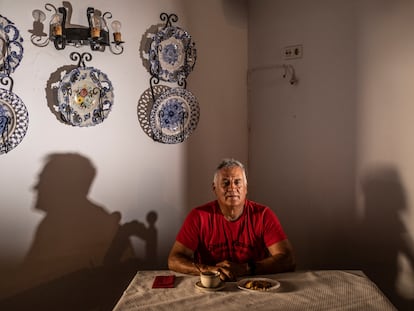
xmin=168 ymin=158 xmax=295 ymax=281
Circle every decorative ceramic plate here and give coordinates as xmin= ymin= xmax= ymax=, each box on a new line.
xmin=0 ymin=88 xmax=29 ymax=154
xmin=149 ymin=26 xmax=196 ymax=83
xmin=237 ymin=278 xmax=281 ymax=292
xmin=137 ymin=84 xmax=171 ymax=139
xmin=0 ymin=14 xmax=24 ymax=77
xmin=56 ymin=67 xmax=114 ymax=127
xmin=150 ymin=87 xmax=199 ymax=144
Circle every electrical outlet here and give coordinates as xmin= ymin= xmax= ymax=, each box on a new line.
xmin=283 ymin=45 xmax=303 ymax=60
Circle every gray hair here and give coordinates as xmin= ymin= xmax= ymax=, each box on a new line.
xmin=213 ymin=158 xmax=247 ymax=186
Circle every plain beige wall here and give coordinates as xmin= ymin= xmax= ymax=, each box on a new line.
xmin=248 ymin=0 xmax=414 ymax=310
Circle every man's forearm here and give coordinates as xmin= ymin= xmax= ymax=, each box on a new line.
xmin=168 ymin=255 xmax=217 ymax=275
xmin=255 ymin=252 xmax=296 ymax=275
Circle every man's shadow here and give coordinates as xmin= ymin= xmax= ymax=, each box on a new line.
xmin=0 ymin=153 xmax=158 ymax=311
xmin=358 ymin=165 xmax=414 ymax=311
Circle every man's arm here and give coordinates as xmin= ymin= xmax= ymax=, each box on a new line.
xmin=255 ymin=239 xmax=296 ymax=274
xmin=215 ymin=239 xmax=295 ymax=280
xmin=168 ymin=239 xmax=295 ymax=280
xmin=168 ymin=241 xmax=220 ymax=275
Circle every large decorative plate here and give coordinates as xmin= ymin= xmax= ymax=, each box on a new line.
xmin=150 ymin=87 xmax=199 ymax=144
xmin=56 ymin=67 xmax=114 ymax=127
xmin=137 ymin=84 xmax=171 ymax=139
xmin=0 ymin=88 xmax=29 ymax=154
xmin=0 ymin=14 xmax=24 ymax=77
xmin=149 ymin=26 xmax=196 ymax=83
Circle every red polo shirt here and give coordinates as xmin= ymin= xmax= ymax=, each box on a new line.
xmin=176 ymin=199 xmax=287 ymax=265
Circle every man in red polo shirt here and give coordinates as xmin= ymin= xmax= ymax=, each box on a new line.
xmin=168 ymin=158 xmax=295 ymax=281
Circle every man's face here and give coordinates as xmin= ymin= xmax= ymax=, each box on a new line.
xmin=213 ymin=166 xmax=247 ymax=210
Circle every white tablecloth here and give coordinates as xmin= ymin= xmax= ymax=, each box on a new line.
xmin=113 ymin=270 xmax=396 ymax=311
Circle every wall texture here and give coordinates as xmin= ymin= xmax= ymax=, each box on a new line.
xmin=248 ymin=0 xmax=414 ymax=310
xmin=4 ymin=0 xmax=414 ymax=310
xmin=0 ymin=0 xmax=248 ymax=308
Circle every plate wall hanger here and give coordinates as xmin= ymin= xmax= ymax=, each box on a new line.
xmin=139 ymin=13 xmax=199 ymax=144
xmin=0 ymin=73 xmax=14 ymax=93
xmin=148 ymin=13 xmax=198 ymax=144
xmin=148 ymin=12 xmax=197 ymax=102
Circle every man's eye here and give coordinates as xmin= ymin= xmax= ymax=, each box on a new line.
xmin=222 ymin=181 xmax=230 ymax=187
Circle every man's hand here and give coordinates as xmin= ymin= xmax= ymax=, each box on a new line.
xmin=215 ymin=260 xmax=249 ymax=281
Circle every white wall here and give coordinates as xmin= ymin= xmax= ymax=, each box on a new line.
xmin=0 ymin=0 xmax=248 ymax=303
xmin=248 ymin=0 xmax=414 ymax=310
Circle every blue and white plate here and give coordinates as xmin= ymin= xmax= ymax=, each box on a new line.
xmin=150 ymin=87 xmax=199 ymax=144
xmin=57 ymin=67 xmax=114 ymax=127
xmin=0 ymin=88 xmax=29 ymax=154
xmin=0 ymin=14 xmax=24 ymax=77
xmin=137 ymin=84 xmax=171 ymax=139
xmin=149 ymin=26 xmax=196 ymax=83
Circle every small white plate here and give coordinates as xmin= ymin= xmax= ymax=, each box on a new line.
xmin=195 ymin=281 xmax=225 ymax=292
xmin=237 ymin=278 xmax=281 ymax=292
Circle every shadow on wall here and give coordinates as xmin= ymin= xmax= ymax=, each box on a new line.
xmin=0 ymin=153 xmax=158 ymax=311
xmin=357 ymin=165 xmax=414 ymax=311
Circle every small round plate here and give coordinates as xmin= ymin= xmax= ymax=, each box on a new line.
xmin=149 ymin=26 xmax=196 ymax=83
xmin=237 ymin=278 xmax=281 ymax=292
xmin=56 ymin=66 xmax=114 ymax=127
xmin=195 ymin=281 xmax=226 ymax=292
xmin=150 ymin=87 xmax=200 ymax=144
xmin=0 ymin=88 xmax=29 ymax=154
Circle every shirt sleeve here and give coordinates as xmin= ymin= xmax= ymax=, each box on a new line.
xmin=262 ymin=207 xmax=287 ymax=247
xmin=175 ymin=209 xmax=200 ymax=251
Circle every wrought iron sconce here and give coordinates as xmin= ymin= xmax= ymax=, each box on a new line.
xmin=29 ymin=2 xmax=124 ymax=55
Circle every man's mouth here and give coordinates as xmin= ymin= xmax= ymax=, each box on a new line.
xmin=226 ymin=194 xmax=239 ymax=199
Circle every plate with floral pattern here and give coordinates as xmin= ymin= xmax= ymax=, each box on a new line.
xmin=0 ymin=14 xmax=24 ymax=77
xmin=149 ymin=26 xmax=196 ymax=83
xmin=150 ymin=87 xmax=199 ymax=144
xmin=56 ymin=67 xmax=114 ymax=127
xmin=0 ymin=88 xmax=29 ymax=154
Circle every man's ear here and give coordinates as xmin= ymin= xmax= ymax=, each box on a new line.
xmin=212 ymin=182 xmax=216 ymax=192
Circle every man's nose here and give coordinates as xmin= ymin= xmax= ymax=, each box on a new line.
xmin=228 ymin=181 xmax=237 ymax=189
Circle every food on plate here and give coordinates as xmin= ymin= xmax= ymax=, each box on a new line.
xmin=243 ymin=279 xmax=273 ymax=291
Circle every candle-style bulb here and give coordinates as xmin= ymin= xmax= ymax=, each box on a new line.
xmin=111 ymin=20 xmax=122 ymax=43
xmin=91 ymin=15 xmax=102 ymax=39
xmin=50 ymin=13 xmax=63 ymax=37
xmin=111 ymin=20 xmax=121 ymax=33
xmin=32 ymin=9 xmax=46 ymax=22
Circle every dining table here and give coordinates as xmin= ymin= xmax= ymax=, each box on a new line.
xmin=112 ymin=269 xmax=397 ymax=311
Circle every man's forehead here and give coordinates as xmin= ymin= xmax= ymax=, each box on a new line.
xmin=218 ymin=167 xmax=244 ymax=178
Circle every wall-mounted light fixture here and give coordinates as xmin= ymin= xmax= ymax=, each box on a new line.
xmin=29 ymin=2 xmax=124 ymax=55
